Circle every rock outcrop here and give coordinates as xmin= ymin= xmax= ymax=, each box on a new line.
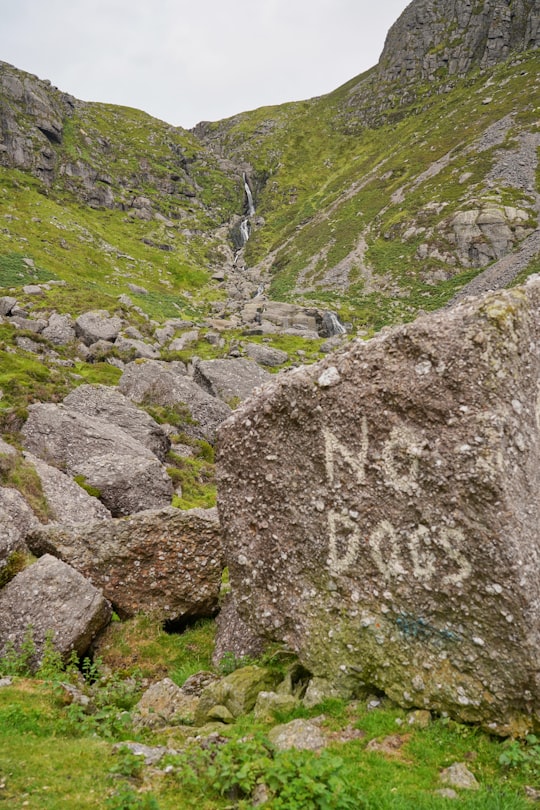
xmin=217 ymin=277 xmax=540 ymax=735
xmin=0 ymin=554 xmax=111 ymax=668
xmin=27 ymin=506 xmax=223 ymax=621
xmin=378 ymin=0 xmax=540 ymax=85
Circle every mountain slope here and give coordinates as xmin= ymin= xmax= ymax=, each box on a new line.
xmin=196 ymin=50 xmax=539 ymax=329
xmin=0 ymin=0 xmax=539 ymax=337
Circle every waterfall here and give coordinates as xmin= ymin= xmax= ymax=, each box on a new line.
xmin=243 ymin=172 xmax=255 ymax=216
xmin=323 ymin=312 xmax=346 ymax=336
xmin=239 ymin=219 xmax=250 ymax=245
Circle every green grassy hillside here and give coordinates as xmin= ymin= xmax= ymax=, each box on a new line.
xmin=197 ymin=49 xmax=540 ymax=330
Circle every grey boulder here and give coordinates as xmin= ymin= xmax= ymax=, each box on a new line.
xmin=27 ymin=506 xmax=222 ymax=620
xmin=63 ymin=384 xmax=170 ymax=461
xmin=24 ymin=452 xmax=112 ymax=525
xmin=217 ymin=277 xmax=540 ymax=735
xmin=75 ymin=310 xmax=123 ymax=346
xmin=119 ymin=360 xmax=231 ymax=443
xmin=21 ymin=403 xmax=173 ymax=517
xmin=0 ymin=554 xmax=111 ymax=669
xmin=193 ymin=358 xmax=271 ymax=404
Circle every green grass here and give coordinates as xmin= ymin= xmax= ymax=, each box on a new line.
xmin=0 ymin=615 xmax=536 ymax=810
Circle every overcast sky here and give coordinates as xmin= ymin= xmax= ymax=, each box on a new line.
xmin=1 ymin=0 xmax=410 ymax=129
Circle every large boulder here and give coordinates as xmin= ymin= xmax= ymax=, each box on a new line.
xmin=0 ymin=487 xmax=38 ymax=567
xmin=24 ymin=452 xmax=112 ymax=525
xmin=119 ymin=360 xmax=231 ymax=443
xmin=21 ymin=403 xmax=173 ymax=516
xmin=27 ymin=506 xmax=222 ymax=620
xmin=41 ymin=313 xmax=76 ymax=345
xmin=63 ymin=384 xmax=170 ymax=461
xmin=75 ymin=310 xmax=123 ymax=346
xmin=193 ymin=358 xmax=271 ymax=405
xmin=217 ymin=278 xmax=540 ymax=735
xmin=72 ymin=453 xmax=173 ymax=517
xmin=0 ymin=554 xmax=111 ymax=669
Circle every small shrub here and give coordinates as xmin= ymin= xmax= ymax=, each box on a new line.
xmin=0 ymin=550 xmax=29 ymax=588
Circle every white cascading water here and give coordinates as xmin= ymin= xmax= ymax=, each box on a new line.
xmin=240 ymin=219 xmax=250 ymax=244
xmin=328 ymin=313 xmax=346 ymax=336
xmin=243 ymin=172 xmax=256 ymax=216
xmin=238 ymin=173 xmax=255 ymax=246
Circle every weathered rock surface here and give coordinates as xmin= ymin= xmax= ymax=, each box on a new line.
xmin=212 ymin=593 xmax=268 ymax=667
xmin=27 ymin=506 xmax=222 ymax=620
xmin=217 ymin=278 xmax=540 ymax=735
xmin=63 ymin=384 xmax=170 ymax=461
xmin=133 ymin=677 xmax=199 ymax=729
xmin=194 ymin=665 xmax=279 ymax=726
xmin=25 ymin=451 xmax=112 ymax=525
xmin=245 ymin=343 xmax=289 ymax=367
xmin=193 ymin=358 xmax=271 ymax=404
xmin=119 ymin=360 xmax=231 ymax=443
xmin=378 ymin=0 xmax=540 ymax=86
xmin=21 ymin=403 xmax=173 ymax=516
xmin=0 ymin=554 xmax=111 ymax=668
xmin=0 ymin=487 xmax=37 ymax=565
xmin=75 ymin=310 xmax=123 ymax=346
xmin=268 ymin=719 xmax=326 ymax=752
xmin=115 ymin=334 xmax=160 ymax=360
xmin=41 ymin=313 xmax=76 ymax=345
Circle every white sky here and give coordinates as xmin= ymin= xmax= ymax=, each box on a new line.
xmin=0 ymin=0 xmax=410 ymax=129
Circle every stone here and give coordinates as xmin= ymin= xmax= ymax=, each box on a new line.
xmin=212 ymin=593 xmax=268 ymax=667
xmin=0 ymin=297 xmax=17 ymax=316
xmin=119 ymin=360 xmax=231 ymax=443
xmin=10 ymin=316 xmax=48 ymax=333
xmin=114 ymin=335 xmax=160 ymax=360
xmin=24 ymin=452 xmax=112 ymax=525
xmin=73 ymin=453 xmax=172 ymax=516
xmin=193 ymin=358 xmax=271 ymax=405
xmin=268 ymin=719 xmax=326 ymax=752
xmin=168 ymin=330 xmax=199 ymax=352
xmin=127 ymin=283 xmax=148 ymax=295
xmin=75 ymin=310 xmax=123 ymax=346
xmin=22 ymin=284 xmax=43 ymax=295
xmin=439 ymin=763 xmax=480 ymax=791
xmin=245 ymin=342 xmax=288 ymax=367
xmin=407 ymin=709 xmax=432 ymax=728
xmin=195 ymin=666 xmax=280 ymax=725
xmin=0 ymin=438 xmax=17 ymax=457
xmin=27 ymin=506 xmax=222 ymax=620
xmin=133 ymin=678 xmax=200 ymax=729
xmin=366 ymin=735 xmax=408 ymax=756
xmin=302 ymin=678 xmax=344 ymax=709
xmin=85 ymin=339 xmax=116 ymax=361
xmin=62 ymin=384 xmax=170 ymax=461
xmin=0 ymin=487 xmax=38 ymax=566
xmin=216 ymin=279 xmax=540 ymax=734
xmin=113 ymin=742 xmax=171 ymax=766
xmin=435 ymin=789 xmax=459 ymax=800
xmin=0 ymin=555 xmax=111 ymax=669
xmin=42 ymin=313 xmax=76 ymax=345
xmin=254 ymin=691 xmax=299 ymax=723
xmin=21 ymin=403 xmax=173 ymax=517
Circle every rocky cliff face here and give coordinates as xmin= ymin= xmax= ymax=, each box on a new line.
xmin=378 ymin=0 xmax=539 ymax=84
xmin=0 ymin=61 xmax=74 ymax=182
